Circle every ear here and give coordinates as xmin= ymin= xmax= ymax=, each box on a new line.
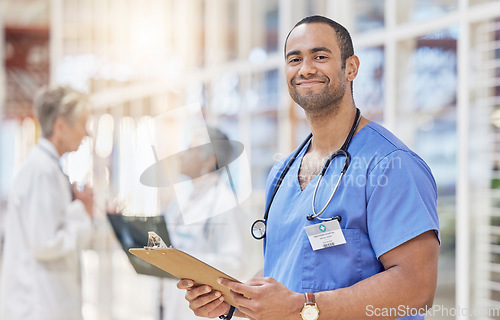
xmin=345 ymin=55 xmax=360 ymax=82
xmin=52 ymin=116 xmax=68 ymax=137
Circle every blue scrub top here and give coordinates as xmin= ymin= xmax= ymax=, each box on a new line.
xmin=263 ymin=122 xmax=440 ymax=320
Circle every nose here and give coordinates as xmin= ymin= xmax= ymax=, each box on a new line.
xmin=298 ymin=57 xmax=317 ymax=78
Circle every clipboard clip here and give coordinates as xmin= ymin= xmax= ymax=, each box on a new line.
xmin=146 ymin=231 xmax=169 ymax=249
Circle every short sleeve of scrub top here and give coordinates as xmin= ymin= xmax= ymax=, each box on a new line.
xmin=365 ymin=148 xmax=440 ymax=259
xmin=262 ymin=122 xmax=440 ymax=320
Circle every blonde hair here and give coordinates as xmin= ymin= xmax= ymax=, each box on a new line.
xmin=33 ymin=86 xmax=89 ymax=138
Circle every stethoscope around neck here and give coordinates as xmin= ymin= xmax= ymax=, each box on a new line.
xmin=251 ymin=108 xmax=361 ymax=240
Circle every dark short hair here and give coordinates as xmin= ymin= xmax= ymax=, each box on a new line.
xmin=284 ymin=15 xmax=354 ymax=68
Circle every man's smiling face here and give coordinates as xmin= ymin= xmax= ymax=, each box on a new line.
xmin=285 ymin=22 xmax=349 ymax=115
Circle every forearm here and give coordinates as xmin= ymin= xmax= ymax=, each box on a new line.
xmin=220 ymin=231 xmax=438 ymax=320
xmin=316 ymin=265 xmax=435 ymax=320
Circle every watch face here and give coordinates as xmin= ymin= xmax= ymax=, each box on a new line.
xmin=301 ymin=305 xmax=319 ymax=320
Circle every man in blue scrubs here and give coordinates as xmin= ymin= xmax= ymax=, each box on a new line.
xmin=178 ymin=15 xmax=440 ymax=320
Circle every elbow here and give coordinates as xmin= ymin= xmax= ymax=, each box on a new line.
xmin=412 ymin=281 xmax=437 ymax=311
xmin=418 ymin=269 xmax=438 ymax=310
xmin=401 ymin=266 xmax=437 ymax=312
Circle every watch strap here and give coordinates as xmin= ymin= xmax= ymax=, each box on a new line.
xmin=219 ymin=306 xmax=236 ymax=320
xmin=304 ymin=292 xmax=316 ymax=306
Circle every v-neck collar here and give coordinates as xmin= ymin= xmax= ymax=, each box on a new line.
xmin=294 ymin=138 xmax=317 ymax=193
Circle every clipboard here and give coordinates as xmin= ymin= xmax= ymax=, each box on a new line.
xmin=129 ymin=247 xmax=241 ymax=306
xmin=107 ymin=214 xmax=175 ymax=278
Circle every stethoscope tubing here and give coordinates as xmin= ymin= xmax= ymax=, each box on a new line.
xmin=262 ymin=132 xmax=313 ymax=222
xmin=252 ymin=108 xmax=361 ymax=240
xmin=309 ymin=170 xmax=345 ymax=220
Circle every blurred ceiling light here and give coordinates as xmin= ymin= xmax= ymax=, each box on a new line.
xmin=95 ymin=113 xmax=114 ymax=158
xmin=136 ymin=116 xmax=155 ymax=172
xmin=117 ymin=117 xmax=136 ymax=214
xmin=136 ymin=116 xmax=158 ymax=216
xmin=130 ymin=19 xmax=166 ymax=61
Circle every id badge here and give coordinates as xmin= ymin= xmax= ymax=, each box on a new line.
xmin=304 ymin=219 xmax=346 ymax=251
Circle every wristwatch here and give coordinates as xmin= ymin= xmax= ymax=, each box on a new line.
xmin=300 ymin=292 xmax=319 ymax=320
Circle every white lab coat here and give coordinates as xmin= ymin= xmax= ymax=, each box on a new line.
xmin=160 ymin=174 xmax=244 ymax=320
xmin=0 ymin=138 xmax=92 ymax=320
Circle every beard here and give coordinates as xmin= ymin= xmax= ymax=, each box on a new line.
xmin=289 ymin=75 xmax=346 ymax=117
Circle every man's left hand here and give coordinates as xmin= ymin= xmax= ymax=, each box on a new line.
xmin=218 ymin=277 xmax=303 ymax=320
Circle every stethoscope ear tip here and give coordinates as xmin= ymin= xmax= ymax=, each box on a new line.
xmin=306 ymin=215 xmax=314 ymax=220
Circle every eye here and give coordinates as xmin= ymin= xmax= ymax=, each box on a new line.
xmin=315 ymin=55 xmax=327 ymax=60
xmin=288 ymin=57 xmax=301 ymax=64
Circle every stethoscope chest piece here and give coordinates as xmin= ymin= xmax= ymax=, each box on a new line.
xmin=251 ymin=219 xmax=266 ymax=239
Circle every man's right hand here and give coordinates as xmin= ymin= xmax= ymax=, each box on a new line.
xmin=177 ymin=279 xmax=230 ymax=318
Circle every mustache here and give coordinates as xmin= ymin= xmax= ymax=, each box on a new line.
xmin=291 ymin=75 xmax=329 ymax=85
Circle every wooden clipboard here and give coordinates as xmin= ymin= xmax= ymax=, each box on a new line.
xmin=129 ymin=248 xmax=241 ymax=306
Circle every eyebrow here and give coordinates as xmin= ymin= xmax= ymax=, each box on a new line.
xmin=311 ymin=47 xmax=332 ymax=54
xmin=285 ymin=47 xmax=333 ymax=60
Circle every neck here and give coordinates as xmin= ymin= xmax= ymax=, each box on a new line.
xmin=46 ymin=135 xmax=65 ymax=157
xmin=305 ymin=103 xmax=359 ymax=156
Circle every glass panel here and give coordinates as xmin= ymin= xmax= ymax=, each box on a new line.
xmin=397 ymin=0 xmax=458 ymax=24
xmin=264 ymin=0 xmax=279 ymax=52
xmin=354 ymin=0 xmax=385 ymax=33
xmin=304 ymin=0 xmax=327 ymax=16
xmin=0 ymin=120 xmax=21 ymax=198
xmin=354 ymin=46 xmax=385 ymax=123
xmin=227 ymin=0 xmax=238 ymax=60
xmin=113 ymin=116 xmax=158 ymax=216
xmin=288 ymin=0 xmax=327 ymax=17
xmin=394 ymin=27 xmax=458 ymax=313
xmin=249 ymin=70 xmax=279 ymax=190
xmin=396 ymin=27 xmax=458 ymax=114
xmin=284 ymin=0 xmax=330 ymax=43
xmin=209 ymin=72 xmax=241 ymax=116
xmin=472 ymin=18 xmax=500 ymax=315
xmin=210 ymin=73 xmax=242 ymax=161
